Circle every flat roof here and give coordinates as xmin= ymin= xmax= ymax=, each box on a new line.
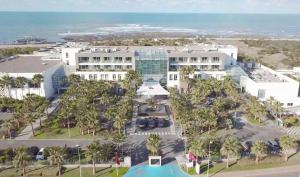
xmin=77 ymin=44 xmax=236 ymax=55
xmin=0 ymin=56 xmax=61 ymax=73
xmin=247 ymin=67 xmax=287 ymax=83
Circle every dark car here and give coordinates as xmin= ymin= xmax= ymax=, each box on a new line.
xmin=243 ymin=141 xmax=252 ymax=152
xmin=148 ymin=118 xmax=156 ymax=129
xmin=158 ymin=119 xmax=167 ymax=128
xmin=137 ymin=119 xmax=147 ymax=128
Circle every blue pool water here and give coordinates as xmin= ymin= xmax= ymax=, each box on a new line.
xmin=124 ymin=164 xmax=190 ymax=177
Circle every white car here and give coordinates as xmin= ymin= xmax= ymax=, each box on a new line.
xmin=36 ymin=148 xmax=45 ymax=160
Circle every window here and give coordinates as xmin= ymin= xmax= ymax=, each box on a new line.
xmin=126 ymin=57 xmax=132 ymax=62
xmin=104 ymin=65 xmax=112 ymax=70
xmin=126 ymin=65 xmax=132 ymax=70
xmin=191 ymin=57 xmax=197 ymax=62
xmin=94 ymin=65 xmax=101 ymax=70
xmin=94 ymin=74 xmax=97 ymax=80
xmin=113 ymin=74 xmax=117 ymax=80
xmin=66 ymin=60 xmax=69 ymax=65
xmin=66 ymin=52 xmax=69 ymax=58
xmin=104 ymin=57 xmax=111 ymax=62
xmin=89 ymin=74 xmax=93 ymax=80
xmin=115 ymin=65 xmax=122 ymax=70
xmin=257 ymin=89 xmax=266 ymax=99
xmin=79 ymin=65 xmax=89 ymax=70
xmin=118 ymin=74 xmax=122 ymax=80
xmin=93 ymin=57 xmax=101 ymax=62
xmin=100 ymin=74 xmax=105 ymax=80
xmin=114 ymin=57 xmax=123 ymax=62
xmin=212 ymin=65 xmax=220 ymax=70
xmin=169 ymin=74 xmax=173 ymax=80
xmin=169 ymin=57 xmax=176 ymax=62
xmin=78 ymin=57 xmax=89 ymax=63
xmin=174 ymin=74 xmax=178 ymax=81
xmin=200 ymin=65 xmax=208 ymax=70
xmin=287 ymin=103 xmax=293 ymax=107
xmin=201 ymin=57 xmax=208 ymax=63
xmin=105 ymin=74 xmax=108 ymax=80
xmin=213 ymin=57 xmax=220 ymax=62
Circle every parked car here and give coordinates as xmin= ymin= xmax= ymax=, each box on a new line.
xmin=158 ymin=119 xmax=167 ymax=128
xmin=36 ymin=148 xmax=45 ymax=160
xmin=148 ymin=118 xmax=156 ymax=129
xmin=137 ymin=119 xmax=147 ymax=128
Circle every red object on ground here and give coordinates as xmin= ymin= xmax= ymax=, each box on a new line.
xmin=188 ymin=152 xmax=196 ymax=161
xmin=115 ymin=153 xmax=120 ymax=165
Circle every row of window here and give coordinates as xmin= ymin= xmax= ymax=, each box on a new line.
xmin=81 ymin=74 xmax=123 ymax=81
xmin=169 ymin=74 xmax=178 ymax=81
xmin=169 ymin=65 xmax=221 ymax=71
xmin=78 ymin=57 xmax=132 ymax=63
xmin=169 ymin=57 xmax=220 ymax=63
xmin=78 ymin=65 xmax=132 ymax=70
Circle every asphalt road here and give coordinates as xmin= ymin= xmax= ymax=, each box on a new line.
xmin=0 ymin=139 xmax=93 ymax=149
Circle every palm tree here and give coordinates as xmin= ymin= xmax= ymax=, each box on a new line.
xmin=86 ymin=141 xmax=101 ymax=175
xmin=245 ymin=96 xmax=267 ymax=123
xmin=220 ymin=137 xmax=243 ymax=168
xmin=12 ymin=111 xmax=23 ymax=129
xmin=15 ymin=77 xmax=28 ymax=99
xmin=179 ymin=66 xmax=195 ymax=93
xmin=252 ymin=141 xmax=267 ymax=164
xmin=113 ymin=115 xmax=126 ymax=135
xmin=48 ymin=146 xmax=65 ymax=176
xmin=1 ymin=75 xmax=14 ymax=98
xmin=122 ymin=70 xmax=143 ymax=91
xmin=83 ymin=104 xmax=99 ymax=136
xmin=279 ymin=135 xmax=298 ymax=162
xmin=2 ymin=119 xmax=14 ymax=139
xmin=146 ymin=134 xmax=161 ymax=156
xmin=273 ymin=100 xmax=284 ymax=119
xmin=68 ymin=74 xmax=81 ymax=86
xmin=32 ymin=74 xmax=43 ymax=96
xmin=25 ymin=113 xmax=36 ymax=136
xmin=202 ymin=108 xmax=217 ymax=132
xmin=13 ymin=146 xmax=30 ymax=177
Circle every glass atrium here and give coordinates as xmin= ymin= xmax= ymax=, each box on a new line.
xmin=134 ymin=49 xmax=168 ymax=85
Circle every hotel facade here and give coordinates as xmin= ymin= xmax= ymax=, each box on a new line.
xmin=61 ymin=44 xmax=238 ymax=88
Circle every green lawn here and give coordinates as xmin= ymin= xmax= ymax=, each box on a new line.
xmin=32 ymin=126 xmax=112 ymax=140
xmin=183 ymin=153 xmax=300 ymax=176
xmin=0 ymin=167 xmax=128 ymax=177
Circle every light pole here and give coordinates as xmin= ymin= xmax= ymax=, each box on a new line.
xmin=76 ymin=145 xmax=82 ymax=177
xmin=207 ymin=141 xmax=212 ymax=177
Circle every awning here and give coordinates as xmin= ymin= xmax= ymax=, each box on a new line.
xmin=137 ymin=81 xmax=170 ymax=96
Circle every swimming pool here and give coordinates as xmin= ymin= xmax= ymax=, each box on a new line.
xmin=123 ymin=164 xmax=190 ymax=177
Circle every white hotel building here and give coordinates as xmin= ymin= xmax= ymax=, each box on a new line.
xmin=61 ymin=44 xmax=238 ymax=89
xmin=1 ymin=43 xmax=300 ymax=108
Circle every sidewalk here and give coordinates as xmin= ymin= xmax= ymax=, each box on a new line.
xmin=195 ymin=164 xmax=300 ymax=177
xmin=15 ymin=95 xmax=60 ymax=140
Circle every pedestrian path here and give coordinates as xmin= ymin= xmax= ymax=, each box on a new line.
xmin=282 ymin=126 xmax=300 ymax=136
xmin=15 ymin=95 xmax=60 ymax=140
xmin=130 ymin=131 xmax=176 ymax=136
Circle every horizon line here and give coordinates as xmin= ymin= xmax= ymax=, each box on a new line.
xmin=0 ymin=10 xmax=300 ymax=15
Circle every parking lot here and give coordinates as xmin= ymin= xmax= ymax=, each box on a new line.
xmin=133 ymin=117 xmax=175 ymax=136
xmin=128 ymin=99 xmax=176 ymax=136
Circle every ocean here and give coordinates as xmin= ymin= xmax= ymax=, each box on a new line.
xmin=0 ymin=12 xmax=300 ymax=44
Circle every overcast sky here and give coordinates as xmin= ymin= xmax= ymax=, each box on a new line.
xmin=0 ymin=0 xmax=299 ymax=14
